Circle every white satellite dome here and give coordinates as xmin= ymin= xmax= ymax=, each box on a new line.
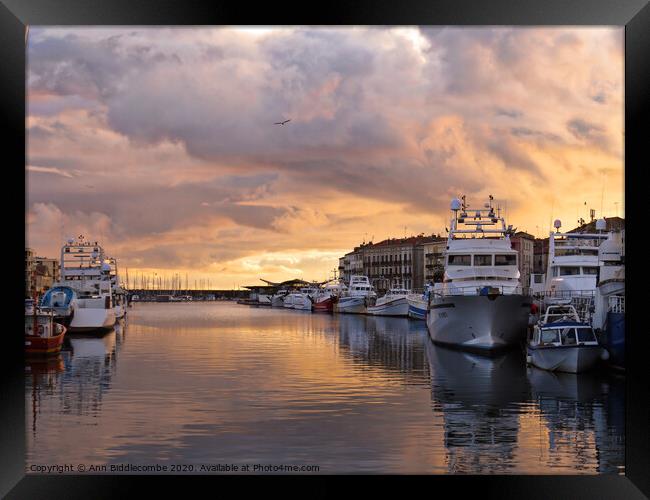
xmin=595 ymin=218 xmax=607 ymax=231
xmin=450 ymin=198 xmax=462 ymax=211
xmin=553 ymin=219 xmax=562 ymax=229
xmin=101 ymin=263 xmax=111 ymax=272
xmin=67 ymin=238 xmax=74 ymax=244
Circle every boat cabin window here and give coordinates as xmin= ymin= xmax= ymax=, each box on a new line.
xmin=541 ymin=329 xmax=560 ymax=344
xmin=577 ymin=328 xmax=597 ymax=342
xmin=494 ymin=254 xmax=516 ymax=266
xmin=582 ymin=267 xmax=598 ymax=275
xmin=448 ymin=255 xmax=471 ymax=266
xmin=473 ymin=255 xmax=493 ymax=266
xmin=555 ymin=248 xmax=599 ymax=256
xmin=561 ymin=329 xmax=577 ymax=345
xmin=559 ymin=266 xmax=580 ymax=276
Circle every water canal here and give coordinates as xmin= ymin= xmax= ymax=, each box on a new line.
xmin=26 ymin=302 xmax=625 ymax=474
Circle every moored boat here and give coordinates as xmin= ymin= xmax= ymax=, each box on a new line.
xmin=44 ymin=236 xmax=117 ymax=333
xmin=426 ymin=196 xmax=530 ymax=354
xmin=25 ymin=300 xmax=67 ymax=355
xmin=367 ymin=287 xmax=410 ymax=316
xmin=526 ymin=304 xmax=609 ymax=373
xmin=335 ymin=275 xmax=376 ymax=314
xmin=312 ymin=281 xmax=347 ymax=313
xmin=406 ymin=284 xmax=433 ymax=320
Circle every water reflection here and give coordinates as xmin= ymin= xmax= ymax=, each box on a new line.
xmin=25 ymin=303 xmax=624 ymax=474
xmin=337 ymin=315 xmax=428 ymax=382
xmin=527 ymin=367 xmax=625 ymax=473
xmin=425 ymin=341 xmax=529 ymax=473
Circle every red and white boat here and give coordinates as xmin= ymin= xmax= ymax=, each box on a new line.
xmin=312 ymin=281 xmax=347 ymax=313
xmin=25 ymin=299 xmax=67 ymax=355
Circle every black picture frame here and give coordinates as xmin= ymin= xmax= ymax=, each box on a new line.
xmin=2 ymin=1 xmax=648 ymax=498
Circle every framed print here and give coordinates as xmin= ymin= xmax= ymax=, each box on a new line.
xmin=2 ymin=0 xmax=648 ymax=498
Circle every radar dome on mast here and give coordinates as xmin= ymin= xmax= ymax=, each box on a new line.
xmin=450 ymin=198 xmax=462 ymax=211
xmin=553 ymin=219 xmax=562 ymax=232
xmin=595 ymin=218 xmax=607 ymax=231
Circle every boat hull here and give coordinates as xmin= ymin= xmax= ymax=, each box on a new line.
xmin=335 ymin=296 xmax=368 ymax=314
xmin=367 ymin=297 xmax=409 ymax=316
xmin=68 ymin=308 xmax=116 ymax=333
xmin=25 ymin=328 xmax=66 ymax=355
xmin=427 ymin=294 xmax=530 ymax=354
xmin=527 ymin=345 xmax=605 ymax=373
xmin=407 ymin=296 xmax=427 ymax=320
xmin=271 ymin=296 xmax=285 ymax=307
xmin=313 ymin=297 xmax=334 ymax=312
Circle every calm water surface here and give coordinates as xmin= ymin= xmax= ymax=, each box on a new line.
xmin=26 ymin=302 xmax=625 ymax=474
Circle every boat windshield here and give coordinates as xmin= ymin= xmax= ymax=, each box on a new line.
xmin=541 ymin=329 xmax=561 ymax=344
xmin=555 ymin=327 xmax=597 ymax=345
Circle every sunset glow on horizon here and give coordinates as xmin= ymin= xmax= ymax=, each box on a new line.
xmin=26 ymin=26 xmax=624 ymax=288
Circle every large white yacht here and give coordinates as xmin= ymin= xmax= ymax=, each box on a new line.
xmin=41 ymin=237 xmax=117 ymax=333
xmin=532 ymin=219 xmax=609 ymax=299
xmin=335 ymin=275 xmax=376 ymax=314
xmin=107 ymin=256 xmax=128 ymax=319
xmin=426 ymin=196 xmax=530 ymax=353
xmin=592 ymin=226 xmax=625 ymax=369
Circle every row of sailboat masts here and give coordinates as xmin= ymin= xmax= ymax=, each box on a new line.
xmin=127 ymin=272 xmax=213 ymax=291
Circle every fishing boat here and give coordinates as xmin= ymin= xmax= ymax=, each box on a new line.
xmin=367 ymin=286 xmax=410 ymax=316
xmin=283 ymin=287 xmax=317 ymax=310
xmin=335 ymin=275 xmax=376 ymax=314
xmin=312 ymin=281 xmax=347 ymax=313
xmin=426 ymin=196 xmax=530 ymax=354
xmin=406 ymin=284 xmax=433 ymax=320
xmin=526 ymin=304 xmax=609 ymax=373
xmin=42 ymin=236 xmax=117 ymax=333
xmin=25 ymin=300 xmax=67 ymax=355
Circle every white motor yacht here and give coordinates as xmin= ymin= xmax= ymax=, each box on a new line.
xmin=44 ymin=237 xmax=117 ymax=333
xmin=426 ymin=196 xmax=531 ymax=354
xmin=107 ymin=256 xmax=128 ymax=319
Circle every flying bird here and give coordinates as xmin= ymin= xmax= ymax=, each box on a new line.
xmin=274 ymin=119 xmax=291 ymax=125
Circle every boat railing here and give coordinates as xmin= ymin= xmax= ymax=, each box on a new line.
xmin=431 ymin=284 xmax=529 ymax=298
xmin=608 ymin=295 xmax=625 ymax=314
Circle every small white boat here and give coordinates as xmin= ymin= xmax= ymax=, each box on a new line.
xmin=527 ymin=304 xmax=609 ymax=373
xmin=367 ymin=287 xmax=410 ymax=316
xmin=271 ymin=290 xmax=288 ymax=307
xmin=283 ymin=287 xmax=317 ymax=310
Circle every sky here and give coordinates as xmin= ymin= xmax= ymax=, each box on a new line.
xmin=26 ymin=26 xmax=624 ymax=289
